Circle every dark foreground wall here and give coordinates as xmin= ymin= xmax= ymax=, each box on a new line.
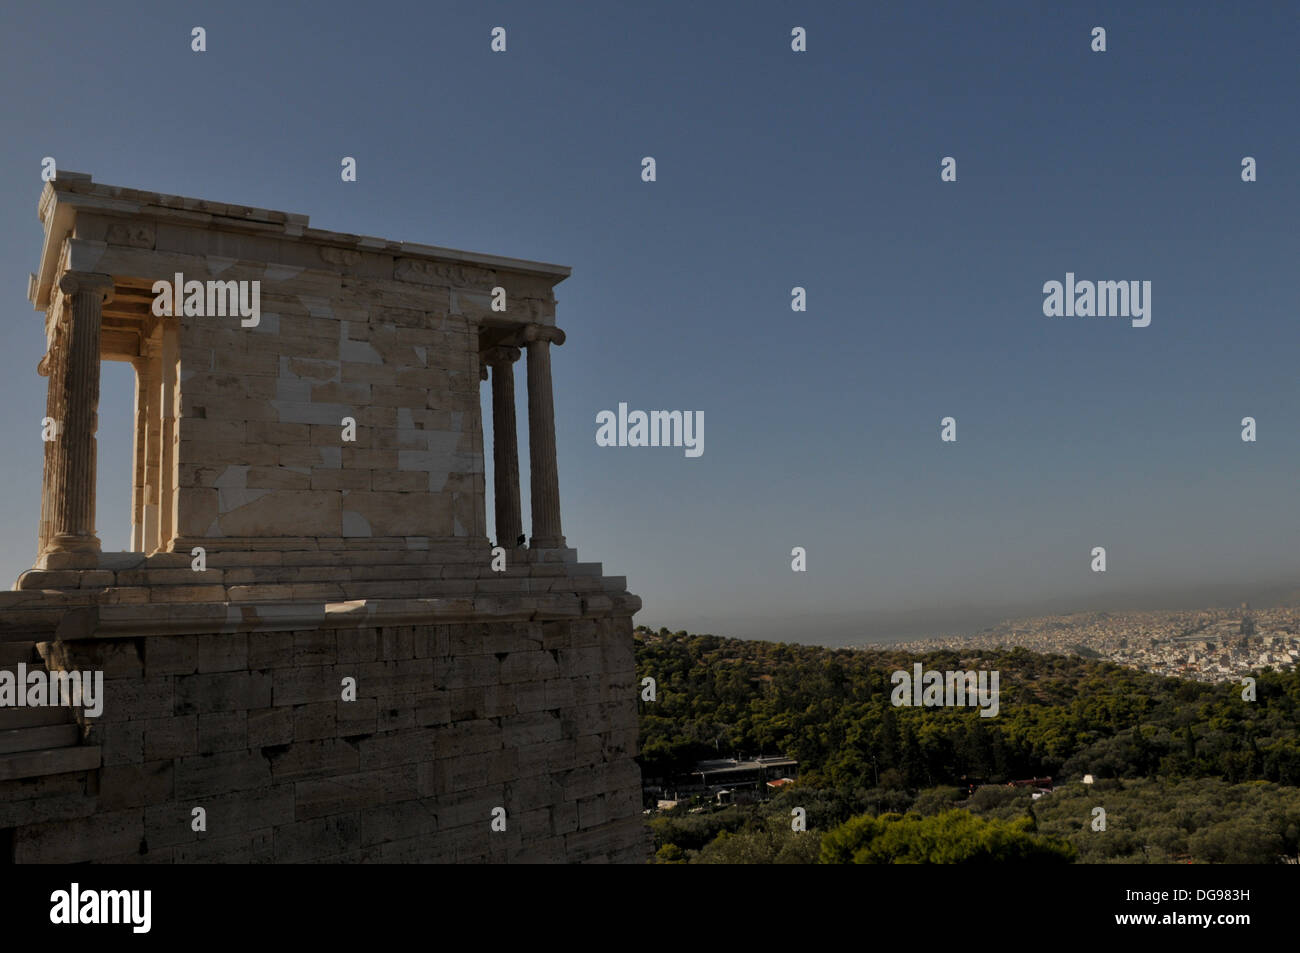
xmin=1 ymin=615 xmax=646 ymax=863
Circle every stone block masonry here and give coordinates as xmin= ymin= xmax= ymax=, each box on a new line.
xmin=3 ymin=613 xmax=642 ymax=863
xmin=1 ymin=174 xmax=647 ymax=863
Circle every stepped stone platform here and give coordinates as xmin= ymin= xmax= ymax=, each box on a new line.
xmin=0 ymin=174 xmax=647 ymax=863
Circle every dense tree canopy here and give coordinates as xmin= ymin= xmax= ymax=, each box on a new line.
xmin=637 ymin=629 xmax=1300 ymax=789
xmin=818 ymin=810 xmax=1075 ymax=864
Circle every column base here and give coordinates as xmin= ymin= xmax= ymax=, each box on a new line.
xmin=529 ymin=536 xmax=567 ymax=551
xmin=44 ymin=533 xmax=102 ymax=555
xmin=33 ymin=551 xmax=146 ymax=572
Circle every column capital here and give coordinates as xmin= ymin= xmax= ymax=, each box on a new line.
xmin=57 ymin=270 xmax=115 ymax=303
xmin=482 ymin=345 xmax=521 ymax=365
xmin=521 ymin=324 xmax=565 ymax=347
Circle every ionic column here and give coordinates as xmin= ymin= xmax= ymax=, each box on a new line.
xmin=130 ymin=349 xmax=158 ymax=551
xmin=45 ymin=271 xmax=113 ymax=554
xmin=36 ymin=321 xmax=65 ymax=553
xmin=139 ymin=334 xmax=162 ymax=552
xmin=157 ymin=322 xmax=179 ymax=551
xmin=483 ymin=346 xmax=524 ymax=547
xmin=522 ymin=325 xmax=566 ymax=549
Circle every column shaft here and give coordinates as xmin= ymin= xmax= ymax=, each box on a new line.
xmin=36 ymin=323 xmax=63 ymax=553
xmin=142 ymin=337 xmax=162 ymax=552
xmin=524 ymin=327 xmax=565 ymax=548
xmin=130 ymin=355 xmax=157 ymax=550
xmin=45 ymin=272 xmax=113 ymax=554
xmin=36 ymin=315 xmax=65 ymax=551
xmin=158 ymin=323 xmax=179 ymax=551
xmin=485 ymin=348 xmax=523 ymax=547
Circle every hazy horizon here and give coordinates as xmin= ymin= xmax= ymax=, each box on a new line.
xmin=645 ymin=576 xmax=1300 ymax=648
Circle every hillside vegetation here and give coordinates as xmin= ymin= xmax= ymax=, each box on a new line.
xmin=636 ymin=628 xmax=1300 ymax=863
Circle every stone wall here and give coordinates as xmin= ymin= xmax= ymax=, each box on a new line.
xmin=172 ymin=280 xmax=486 ymax=544
xmin=3 ymin=613 xmax=645 ymax=863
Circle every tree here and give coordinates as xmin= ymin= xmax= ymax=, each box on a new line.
xmin=819 ymin=809 xmax=1074 ymax=864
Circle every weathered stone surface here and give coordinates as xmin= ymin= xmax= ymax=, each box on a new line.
xmin=196 ymin=711 xmax=247 ymax=753
xmin=174 ymin=749 xmax=272 ymax=799
xmin=14 ymin=808 xmax=143 ymax=864
xmin=175 ymin=671 xmax=271 ymax=715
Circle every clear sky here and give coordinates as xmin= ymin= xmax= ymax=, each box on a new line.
xmin=1 ymin=1 xmax=1296 ymax=646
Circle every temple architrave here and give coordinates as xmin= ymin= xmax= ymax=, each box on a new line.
xmin=0 ymin=173 xmax=646 ymax=863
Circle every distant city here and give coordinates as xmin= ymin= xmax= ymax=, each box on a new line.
xmin=885 ymin=605 xmax=1300 ymax=683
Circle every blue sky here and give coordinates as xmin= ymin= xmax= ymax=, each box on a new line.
xmin=1 ymin=1 xmax=1296 ymax=645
